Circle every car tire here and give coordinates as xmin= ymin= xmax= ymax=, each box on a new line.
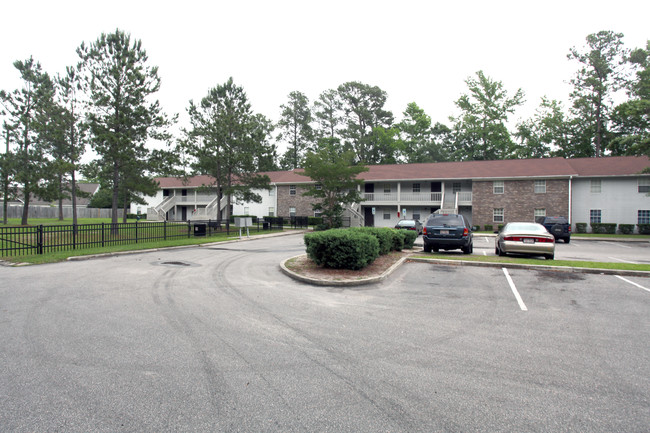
xmin=423 ymin=243 xmax=432 ymax=253
xmin=564 ymin=237 xmax=570 ymax=244
xmin=545 ymin=254 xmax=554 ymax=260
xmin=498 ymin=245 xmax=506 ymax=256
xmin=433 ymin=247 xmax=439 ymax=253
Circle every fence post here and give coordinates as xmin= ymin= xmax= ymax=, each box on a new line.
xmin=73 ymin=223 xmax=77 ymax=250
xmin=164 ymin=220 xmax=167 ymax=241
xmin=37 ymin=225 xmax=43 ymax=255
xmin=135 ymin=220 xmax=138 ymax=244
xmin=188 ymin=220 xmax=191 ymax=238
xmin=101 ymin=222 xmax=105 ymax=247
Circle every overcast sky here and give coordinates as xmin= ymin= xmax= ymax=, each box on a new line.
xmin=1 ymin=0 xmax=649 ymax=152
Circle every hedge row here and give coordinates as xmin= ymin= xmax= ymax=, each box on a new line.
xmin=574 ymin=223 xmax=650 ymax=235
xmin=304 ymin=227 xmax=417 ymax=270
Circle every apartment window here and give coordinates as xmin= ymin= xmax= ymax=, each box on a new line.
xmin=244 ymin=207 xmax=249 ymax=215
xmin=269 ymin=188 xmax=275 ymax=196
xmin=383 ymin=211 xmax=391 ymax=220
xmin=315 ymin=184 xmax=322 ymax=190
xmin=384 ymin=184 xmax=391 ymax=193
xmin=268 ymin=207 xmax=275 ymax=217
xmin=493 ymin=181 xmax=504 ymax=194
xmin=534 ymin=208 xmax=546 ymax=220
xmin=289 ymin=207 xmax=296 ymax=217
xmin=590 ymin=209 xmax=601 ymax=224
xmin=453 ymin=182 xmax=462 ymax=193
xmin=590 ymin=179 xmax=602 ymax=193
xmin=639 ymin=210 xmax=650 ymax=224
xmin=413 ymin=209 xmax=421 ymax=220
xmin=412 ymin=183 xmax=421 ymax=193
xmin=493 ymin=208 xmax=504 ymax=223
xmin=639 ymin=178 xmax=650 ymax=193
xmin=534 ymin=180 xmax=546 ymax=193
xmin=289 ymin=185 xmax=296 ymax=195
xmin=314 ymin=211 xmax=322 ymax=218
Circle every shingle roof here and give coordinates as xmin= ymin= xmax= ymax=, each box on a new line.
xmin=566 ymin=156 xmax=650 ymax=177
xmin=154 ymin=156 xmax=650 ymax=187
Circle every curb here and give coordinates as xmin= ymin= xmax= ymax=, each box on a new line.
xmin=407 ymin=257 xmax=650 ymax=277
xmin=280 ymin=254 xmax=408 ymax=287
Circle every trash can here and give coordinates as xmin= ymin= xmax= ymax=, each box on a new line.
xmin=194 ymin=223 xmax=206 ymax=237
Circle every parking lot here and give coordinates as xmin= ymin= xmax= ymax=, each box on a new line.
xmin=0 ymin=233 xmax=648 ymax=432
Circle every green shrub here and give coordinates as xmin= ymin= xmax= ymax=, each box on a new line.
xmin=618 ymin=224 xmax=634 ymax=234
xmin=308 ymin=216 xmax=323 ymax=226
xmin=484 ymin=224 xmax=493 ymax=232
xmin=590 ymin=223 xmax=617 ymax=234
xmin=575 ymin=222 xmax=587 ymax=233
xmin=497 ymin=224 xmax=505 ymax=231
xmin=638 ymin=224 xmax=650 ymax=235
xmin=401 ymin=230 xmax=418 ymax=249
xmin=390 ymin=229 xmax=405 ymax=251
xmin=349 ymin=227 xmax=393 ymax=255
xmin=304 ymin=230 xmax=379 ymax=270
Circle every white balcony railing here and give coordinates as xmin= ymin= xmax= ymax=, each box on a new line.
xmin=457 ymin=191 xmax=472 ymax=205
xmin=363 ymin=192 xmax=398 ymax=202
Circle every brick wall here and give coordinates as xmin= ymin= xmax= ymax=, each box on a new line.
xmin=472 ymin=179 xmax=569 ymax=228
xmin=277 ymin=184 xmax=319 ymax=216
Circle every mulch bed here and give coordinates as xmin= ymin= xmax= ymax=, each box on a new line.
xmin=285 ymin=250 xmax=412 ymax=281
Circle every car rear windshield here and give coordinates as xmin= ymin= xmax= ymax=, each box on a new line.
xmin=397 ymin=220 xmax=415 ymax=226
xmin=544 ymin=217 xmax=568 ymax=224
xmin=426 ymin=215 xmax=464 ymax=227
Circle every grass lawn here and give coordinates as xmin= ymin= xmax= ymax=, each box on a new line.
xmin=412 ymin=253 xmax=650 ymax=272
xmin=1 ymin=217 xmax=116 ymax=226
xmin=1 ymin=229 xmax=288 ymax=265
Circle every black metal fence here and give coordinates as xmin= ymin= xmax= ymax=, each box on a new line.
xmin=0 ymin=216 xmax=312 ymax=257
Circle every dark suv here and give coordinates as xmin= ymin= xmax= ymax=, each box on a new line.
xmin=423 ymin=213 xmax=473 ymax=254
xmin=535 ymin=216 xmax=571 ymax=243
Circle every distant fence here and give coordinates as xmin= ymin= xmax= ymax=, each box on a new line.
xmin=0 ymin=205 xmax=123 ymax=219
xmin=0 ymin=216 xmax=315 ymax=257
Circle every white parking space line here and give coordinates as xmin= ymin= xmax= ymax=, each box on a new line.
xmin=608 ymin=256 xmax=639 ymax=264
xmin=502 ymin=268 xmax=528 ymax=311
xmin=484 ymin=237 xmax=490 ymax=243
xmin=616 ymin=276 xmax=650 ymax=293
xmin=601 ymin=241 xmax=633 ymax=249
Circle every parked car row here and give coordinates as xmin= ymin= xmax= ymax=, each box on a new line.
xmin=415 ymin=213 xmax=566 ymax=260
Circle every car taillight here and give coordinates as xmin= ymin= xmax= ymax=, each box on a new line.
xmin=535 ymin=237 xmax=554 ymax=243
xmin=423 ymin=227 xmax=427 ymax=235
xmin=462 ymin=228 xmax=469 ymax=236
xmin=568 ymin=226 xmax=571 ymax=233
xmin=409 ymin=227 xmax=416 ymax=230
xmin=503 ymin=235 xmax=519 ymax=241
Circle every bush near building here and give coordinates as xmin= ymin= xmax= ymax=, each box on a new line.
xmin=304 ymin=227 xmax=417 ymax=270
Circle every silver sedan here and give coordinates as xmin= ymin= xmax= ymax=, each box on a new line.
xmin=495 ymin=222 xmax=555 ymax=260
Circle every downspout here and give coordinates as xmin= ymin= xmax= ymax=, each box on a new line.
xmin=568 ymin=176 xmax=573 ymax=227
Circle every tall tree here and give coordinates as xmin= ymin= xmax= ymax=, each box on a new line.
xmin=183 ymin=77 xmax=271 ymax=227
xmin=449 ymin=70 xmax=524 ymax=161
xmin=568 ymin=30 xmax=629 ymax=157
xmin=515 ymin=98 xmax=572 ymax=158
xmin=1 ymin=122 xmax=17 ymax=224
xmin=0 ymin=57 xmax=55 ymax=225
xmin=610 ymin=40 xmax=650 ymax=159
xmin=277 ymin=91 xmax=313 ymax=170
xmin=299 ymin=147 xmax=368 ymax=229
xmin=77 ymin=29 xmax=172 ymax=225
xmin=395 ymin=102 xmax=448 ymax=163
xmin=337 ymin=81 xmax=394 ymax=164
xmin=312 ymin=89 xmax=342 ymax=140
xmin=55 ymin=66 xmax=87 ymax=225
xmin=250 ymin=113 xmax=278 ymax=172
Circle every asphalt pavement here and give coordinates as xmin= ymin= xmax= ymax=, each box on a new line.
xmin=0 ymin=233 xmax=648 ymax=432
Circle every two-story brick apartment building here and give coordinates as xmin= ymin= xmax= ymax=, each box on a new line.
xmin=139 ymin=156 xmax=650 ymax=232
